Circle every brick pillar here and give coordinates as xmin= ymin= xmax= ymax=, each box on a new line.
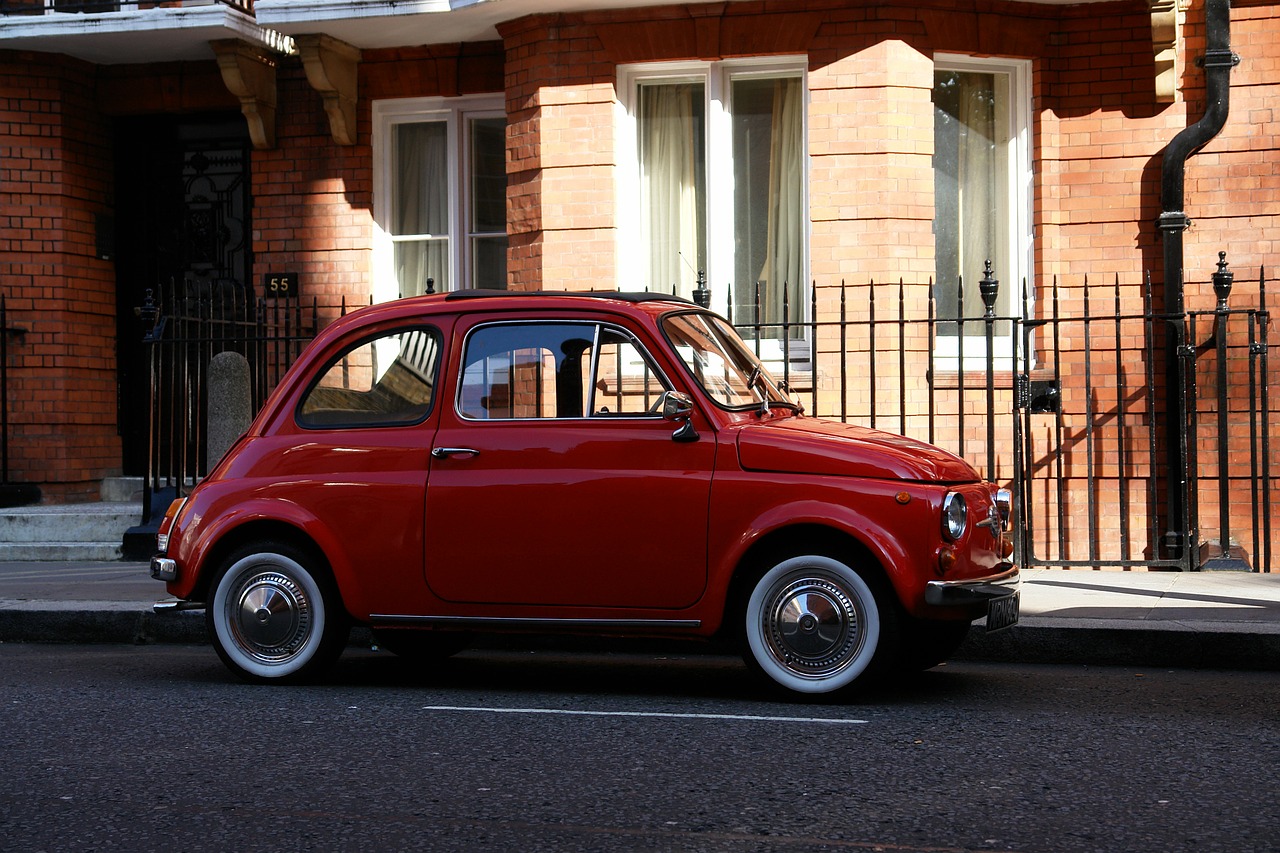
xmin=0 ymin=52 xmax=120 ymax=501
xmin=501 ymin=17 xmax=616 ymax=291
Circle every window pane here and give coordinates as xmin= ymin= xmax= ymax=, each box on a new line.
xmin=587 ymin=329 xmax=668 ymax=415
xmin=471 ymin=235 xmax=508 ymax=289
xmin=732 ymin=77 xmax=803 ymax=338
xmin=460 ymin=324 xmax=596 ymax=419
xmin=638 ymin=82 xmax=705 ymax=298
xmin=395 ymin=239 xmax=448 ymax=298
xmin=298 ymin=328 xmax=438 ymax=427
xmin=393 ymin=122 xmax=448 ymax=238
xmin=470 ymin=117 xmax=506 ymax=233
xmin=933 ymin=69 xmax=1011 ymax=331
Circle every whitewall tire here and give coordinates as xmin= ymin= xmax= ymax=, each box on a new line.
xmin=743 ymin=555 xmax=892 ymax=696
xmin=207 ymin=542 xmax=347 ymax=683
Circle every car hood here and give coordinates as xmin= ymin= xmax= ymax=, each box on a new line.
xmin=736 ymin=417 xmax=981 ymax=483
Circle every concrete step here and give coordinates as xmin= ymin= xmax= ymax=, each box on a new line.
xmin=0 ymin=502 xmax=142 ymax=562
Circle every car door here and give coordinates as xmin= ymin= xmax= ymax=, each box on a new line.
xmin=423 ymin=317 xmax=716 ymax=609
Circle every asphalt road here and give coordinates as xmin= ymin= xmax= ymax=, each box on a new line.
xmin=2 ymin=644 xmax=1277 ymax=852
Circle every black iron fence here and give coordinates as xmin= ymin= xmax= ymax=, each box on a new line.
xmin=134 ymin=254 xmax=1275 ymax=571
xmin=725 ymin=253 xmax=1274 ymax=572
xmin=136 ymin=282 xmax=357 ymax=524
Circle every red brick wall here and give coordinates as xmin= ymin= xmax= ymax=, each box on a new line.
xmin=0 ymin=51 xmax=117 ymax=502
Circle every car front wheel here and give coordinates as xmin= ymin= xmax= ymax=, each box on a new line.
xmin=207 ymin=542 xmax=348 ymax=683
xmin=743 ymin=555 xmax=894 ymax=697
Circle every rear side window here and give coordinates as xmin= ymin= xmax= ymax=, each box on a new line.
xmin=297 ymin=327 xmax=440 ymax=428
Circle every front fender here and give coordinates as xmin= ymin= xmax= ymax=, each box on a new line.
xmin=707 ymin=476 xmax=943 ymax=618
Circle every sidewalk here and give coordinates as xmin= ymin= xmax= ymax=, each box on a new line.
xmin=0 ymin=561 xmax=1278 ymax=669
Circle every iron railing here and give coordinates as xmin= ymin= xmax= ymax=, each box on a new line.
xmin=722 ymin=254 xmax=1274 ymax=572
xmin=136 ymin=281 xmax=357 ymax=524
xmin=132 ymin=254 xmax=1275 ymax=571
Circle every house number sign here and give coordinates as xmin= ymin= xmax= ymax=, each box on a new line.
xmin=263 ymin=273 xmax=300 ymax=298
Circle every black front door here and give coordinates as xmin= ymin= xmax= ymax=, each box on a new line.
xmin=114 ymin=114 xmax=251 ymax=476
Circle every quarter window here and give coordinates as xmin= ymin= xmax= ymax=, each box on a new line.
xmin=297 ymin=328 xmax=439 ymax=428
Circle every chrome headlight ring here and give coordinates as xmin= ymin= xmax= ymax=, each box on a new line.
xmin=942 ymin=492 xmax=968 ymax=541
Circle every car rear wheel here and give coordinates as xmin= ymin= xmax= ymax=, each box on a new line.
xmin=207 ymin=542 xmax=348 ymax=683
xmin=742 ymin=555 xmax=895 ymax=697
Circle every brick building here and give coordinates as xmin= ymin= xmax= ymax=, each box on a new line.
xmin=0 ymin=0 xmax=1276 ymax=568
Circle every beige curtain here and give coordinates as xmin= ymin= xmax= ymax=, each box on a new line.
xmin=756 ymin=78 xmax=804 ymax=329
xmin=954 ymin=72 xmax=1008 ymax=320
xmin=394 ymin=122 xmax=449 ymax=297
xmin=639 ymin=84 xmax=702 ymax=299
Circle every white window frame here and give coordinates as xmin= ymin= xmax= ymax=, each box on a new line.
xmin=932 ymin=54 xmax=1033 ymax=371
xmin=372 ymin=94 xmax=505 ymax=301
xmin=615 ymin=57 xmax=810 ymax=340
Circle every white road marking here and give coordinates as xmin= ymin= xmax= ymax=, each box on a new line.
xmin=420 ymin=705 xmax=868 ymax=724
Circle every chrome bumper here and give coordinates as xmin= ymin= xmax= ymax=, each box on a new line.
xmin=924 ymin=564 xmax=1020 ymax=608
xmin=150 ymin=556 xmax=177 ymax=582
xmin=154 ymin=598 xmax=206 ymax=614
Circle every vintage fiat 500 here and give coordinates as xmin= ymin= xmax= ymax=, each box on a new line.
xmin=152 ymin=290 xmax=1018 ymax=697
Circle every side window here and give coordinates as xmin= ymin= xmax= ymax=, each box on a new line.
xmin=297 ymin=328 xmax=439 ymax=428
xmin=459 ymin=323 xmax=669 ymax=420
xmin=588 ymin=328 xmax=669 ymax=415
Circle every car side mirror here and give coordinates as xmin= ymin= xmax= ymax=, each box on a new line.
xmin=659 ymin=391 xmax=699 ymax=443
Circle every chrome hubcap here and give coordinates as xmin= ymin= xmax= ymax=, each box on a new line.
xmin=228 ymin=571 xmax=312 ymax=663
xmin=764 ymin=576 xmax=862 ymax=678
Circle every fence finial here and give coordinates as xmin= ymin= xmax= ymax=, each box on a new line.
xmin=1212 ymin=251 xmax=1233 ymax=311
xmin=979 ymin=260 xmax=999 ymax=318
xmin=693 ymin=270 xmax=710 ymax=308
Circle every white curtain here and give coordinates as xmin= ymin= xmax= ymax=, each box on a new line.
xmin=394 ymin=122 xmax=449 ymax=298
xmin=941 ymin=70 xmax=1008 ymax=323
xmin=756 ymin=78 xmax=804 ymax=329
xmin=957 ymin=78 xmax=995 ymax=317
xmin=639 ymin=84 xmax=702 ymax=299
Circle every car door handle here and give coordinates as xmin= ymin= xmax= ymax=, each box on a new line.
xmin=431 ymin=447 xmax=481 ymax=460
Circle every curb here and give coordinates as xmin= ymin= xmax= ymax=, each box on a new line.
xmin=2 ymin=604 xmax=1279 ymax=671
xmin=958 ymin=618 xmax=1280 ymax=671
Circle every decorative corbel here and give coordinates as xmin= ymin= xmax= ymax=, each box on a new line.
xmin=1150 ymin=0 xmax=1180 ymax=103
xmin=211 ymin=39 xmax=279 ymax=149
xmin=295 ymin=34 xmax=362 ymax=146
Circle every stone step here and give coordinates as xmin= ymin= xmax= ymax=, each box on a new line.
xmin=100 ymin=476 xmax=144 ymax=503
xmin=0 ymin=541 xmax=125 ymax=562
xmin=0 ymin=502 xmax=143 ymax=561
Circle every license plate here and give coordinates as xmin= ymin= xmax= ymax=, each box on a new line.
xmin=985 ymin=591 xmax=1020 ymax=633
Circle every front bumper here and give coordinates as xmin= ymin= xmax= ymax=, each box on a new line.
xmin=150 ymin=556 xmax=178 ymax=582
xmin=924 ymin=564 xmax=1020 ymax=632
xmin=924 ymin=564 xmax=1019 ymax=607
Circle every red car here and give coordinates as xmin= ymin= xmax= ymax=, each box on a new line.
xmin=151 ymin=290 xmax=1018 ymax=697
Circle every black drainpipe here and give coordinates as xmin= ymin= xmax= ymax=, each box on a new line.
xmin=1156 ymin=0 xmax=1239 ymax=564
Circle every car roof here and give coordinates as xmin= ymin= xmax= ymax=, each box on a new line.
xmin=311 ymin=289 xmax=701 ymax=348
xmin=444 ymin=289 xmax=693 ymax=306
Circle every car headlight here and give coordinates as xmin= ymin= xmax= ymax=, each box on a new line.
xmin=942 ymin=492 xmax=967 ymax=541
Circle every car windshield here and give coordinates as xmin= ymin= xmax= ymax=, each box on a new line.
xmin=661 ymin=312 xmax=797 ymax=411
